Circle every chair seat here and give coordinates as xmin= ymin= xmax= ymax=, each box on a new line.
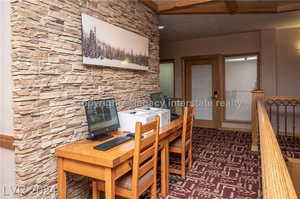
xmin=171 ymin=113 xmax=180 ymax=121
xmin=170 ymin=138 xmax=190 ymax=148
xmin=116 ymin=169 xmax=154 ymax=190
xmin=170 ymin=138 xmax=182 ymax=147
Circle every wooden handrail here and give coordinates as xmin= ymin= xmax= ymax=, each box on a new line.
xmin=0 ymin=133 xmax=14 ymax=150
xmin=265 ymin=96 xmax=300 ymax=101
xmin=257 ymin=100 xmax=298 ymax=199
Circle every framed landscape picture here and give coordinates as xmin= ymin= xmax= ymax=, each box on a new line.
xmin=81 ymin=13 xmax=149 ymax=71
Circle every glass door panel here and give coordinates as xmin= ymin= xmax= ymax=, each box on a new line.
xmin=159 ymin=62 xmax=174 ymax=97
xmin=191 ymin=64 xmax=213 ymax=120
xmin=185 ymin=57 xmax=220 ymax=128
xmin=225 ymin=55 xmax=258 ymax=121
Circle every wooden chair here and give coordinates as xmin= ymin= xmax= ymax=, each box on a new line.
xmin=92 ymin=116 xmax=160 ymax=199
xmin=169 ymin=105 xmax=195 ymax=179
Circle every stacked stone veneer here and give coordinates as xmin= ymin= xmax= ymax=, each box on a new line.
xmin=10 ymin=0 xmax=159 ymax=198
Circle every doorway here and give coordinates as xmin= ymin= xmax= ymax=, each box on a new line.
xmin=223 ymin=54 xmax=259 ymax=123
xmin=160 ymin=60 xmax=175 ymax=97
xmin=183 ymin=56 xmax=221 ymax=128
xmin=183 ymin=54 xmax=260 ymax=129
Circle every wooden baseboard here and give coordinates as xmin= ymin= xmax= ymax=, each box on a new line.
xmin=251 ymin=145 xmax=258 ymax=152
xmin=218 ymin=127 xmax=252 ymax=133
xmin=278 ymin=131 xmax=300 ymax=138
xmin=0 ymin=134 xmax=14 ymax=150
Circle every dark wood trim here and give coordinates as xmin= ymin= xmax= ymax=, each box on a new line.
xmin=138 ymin=0 xmax=158 ymax=13
xmin=182 ymin=54 xmax=221 ymax=128
xmin=224 ymin=0 xmax=238 ymax=14
xmin=218 ymin=127 xmax=251 ymax=133
xmin=159 ymin=59 xmax=176 ymax=98
xmin=223 ymin=120 xmax=252 ymax=124
xmin=158 ymin=0 xmax=216 ymax=12
xmin=181 ymin=54 xmax=220 ymax=101
xmin=222 ymin=52 xmax=261 ymax=123
xmin=0 ymin=134 xmax=14 ymax=150
xmin=139 ymin=0 xmax=300 ymax=15
xmin=160 ymin=59 xmax=175 ymax=64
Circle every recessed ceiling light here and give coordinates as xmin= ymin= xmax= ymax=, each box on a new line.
xmin=158 ymin=25 xmax=165 ymax=30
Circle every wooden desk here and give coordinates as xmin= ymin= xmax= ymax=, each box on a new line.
xmin=55 ymin=118 xmax=182 ymax=199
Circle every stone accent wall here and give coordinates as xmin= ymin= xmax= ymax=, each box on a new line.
xmin=10 ymin=0 xmax=159 ymax=198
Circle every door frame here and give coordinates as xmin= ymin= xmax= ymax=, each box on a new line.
xmin=182 ymin=55 xmax=222 ymax=128
xmin=222 ymin=52 xmax=261 ymax=124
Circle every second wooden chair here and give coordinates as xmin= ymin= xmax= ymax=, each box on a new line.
xmin=169 ymin=105 xmax=195 ymax=179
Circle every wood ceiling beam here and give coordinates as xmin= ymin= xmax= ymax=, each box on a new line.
xmin=277 ymin=2 xmax=300 ymax=13
xmin=160 ymin=6 xmax=229 ymax=14
xmin=160 ymin=6 xmax=277 ymax=14
xmin=158 ymin=0 xmax=217 ymax=12
xmin=138 ymin=0 xmax=300 ymax=15
xmin=138 ymin=0 xmax=158 ymax=13
xmin=224 ymin=0 xmax=238 ymax=14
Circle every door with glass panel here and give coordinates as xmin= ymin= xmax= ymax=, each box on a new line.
xmin=185 ymin=59 xmax=220 ymax=128
xmin=159 ymin=61 xmax=174 ymax=98
xmin=224 ymin=54 xmax=259 ymax=123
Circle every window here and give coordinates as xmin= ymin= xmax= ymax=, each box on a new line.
xmin=225 ymin=55 xmax=258 ymax=121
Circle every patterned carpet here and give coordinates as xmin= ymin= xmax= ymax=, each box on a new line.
xmin=166 ymin=128 xmax=260 ymax=199
xmin=278 ymin=135 xmax=300 ymax=158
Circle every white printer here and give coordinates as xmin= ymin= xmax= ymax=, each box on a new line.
xmin=118 ymin=107 xmax=170 ymax=133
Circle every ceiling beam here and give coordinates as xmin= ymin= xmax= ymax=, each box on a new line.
xmin=139 ymin=0 xmax=300 ymax=15
xmin=224 ymin=0 xmax=238 ymax=14
xmin=158 ymin=0 xmax=217 ymax=12
xmin=160 ymin=6 xmax=277 ymax=14
xmin=160 ymin=6 xmax=229 ymax=14
xmin=277 ymin=2 xmax=300 ymax=13
xmin=138 ymin=0 xmax=158 ymax=13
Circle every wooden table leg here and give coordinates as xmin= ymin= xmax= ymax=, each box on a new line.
xmin=92 ymin=181 xmax=100 ymax=199
xmin=105 ymin=167 xmax=115 ymax=199
xmin=160 ymin=142 xmax=169 ymax=197
xmin=57 ymin=158 xmax=67 ymax=199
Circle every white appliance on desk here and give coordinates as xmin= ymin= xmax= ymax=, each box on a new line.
xmin=118 ymin=107 xmax=170 ymax=133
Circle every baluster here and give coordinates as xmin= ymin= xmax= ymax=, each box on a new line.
xmin=284 ymin=102 xmax=287 ymax=137
xmin=268 ymin=102 xmax=272 ymax=122
xmin=276 ymin=101 xmax=280 ymax=135
xmin=293 ymin=102 xmax=297 ymax=139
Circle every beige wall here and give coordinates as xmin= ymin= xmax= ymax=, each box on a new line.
xmin=0 ymin=1 xmax=16 ymax=199
xmin=160 ymin=32 xmax=260 ymax=97
xmin=276 ymin=27 xmax=300 ymax=96
xmin=260 ymin=29 xmax=277 ymax=96
xmin=160 ymin=28 xmax=300 ymax=98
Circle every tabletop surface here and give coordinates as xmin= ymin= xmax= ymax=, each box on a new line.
xmin=55 ymin=118 xmax=182 ymax=168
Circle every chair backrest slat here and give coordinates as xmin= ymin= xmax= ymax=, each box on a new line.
xmin=139 ymin=145 xmax=155 ymax=164
xmin=141 ymin=120 xmax=157 ymax=134
xmin=138 ymin=158 xmax=154 ymax=178
xmin=182 ymin=105 xmax=195 ymax=149
xmin=140 ymin=134 xmax=156 ymax=149
xmin=131 ymin=116 xmax=160 ymax=195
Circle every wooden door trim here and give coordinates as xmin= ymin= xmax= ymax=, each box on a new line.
xmin=222 ymin=52 xmax=261 ymax=123
xmin=182 ymin=55 xmax=221 ymax=128
xmin=181 ymin=54 xmax=220 ymax=101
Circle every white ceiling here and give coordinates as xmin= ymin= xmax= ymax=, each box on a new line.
xmin=159 ymin=11 xmax=300 ymax=42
